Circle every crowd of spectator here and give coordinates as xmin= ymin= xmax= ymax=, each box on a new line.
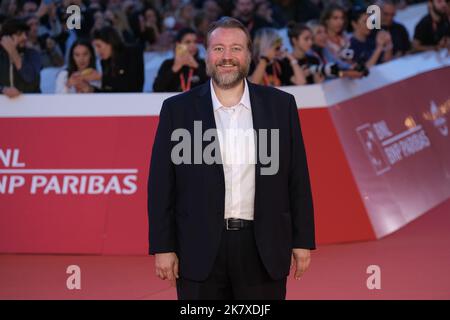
xmin=0 ymin=0 xmax=449 ymax=97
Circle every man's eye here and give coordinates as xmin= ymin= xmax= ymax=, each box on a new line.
xmin=232 ymin=47 xmax=242 ymax=52
xmin=214 ymin=47 xmax=223 ymax=52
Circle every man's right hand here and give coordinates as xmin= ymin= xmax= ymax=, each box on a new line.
xmin=155 ymin=252 xmax=179 ymax=286
xmin=2 ymin=86 xmax=21 ymax=98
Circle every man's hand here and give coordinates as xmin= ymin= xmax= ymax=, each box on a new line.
xmin=291 ymin=248 xmax=311 ymax=280
xmin=2 ymin=86 xmax=21 ymax=98
xmin=172 ymin=50 xmax=198 ymax=72
xmin=155 ymin=252 xmax=179 ymax=286
xmin=1 ymin=36 xmax=17 ymax=56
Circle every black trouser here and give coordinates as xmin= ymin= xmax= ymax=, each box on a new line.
xmin=176 ymin=225 xmax=287 ymax=300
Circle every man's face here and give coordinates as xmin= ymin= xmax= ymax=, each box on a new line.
xmin=12 ymin=32 xmax=28 ymax=49
xmin=22 ymin=1 xmax=37 ymax=16
xmin=26 ymin=17 xmax=39 ymax=38
xmin=381 ymin=3 xmax=396 ymax=27
xmin=204 ymin=0 xmax=221 ymax=21
xmin=432 ymin=0 xmax=448 ymax=15
xmin=206 ymin=27 xmax=251 ymax=89
xmin=235 ymin=0 xmax=254 ymax=19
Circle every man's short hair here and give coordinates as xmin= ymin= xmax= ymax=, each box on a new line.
xmin=0 ymin=18 xmax=29 ymax=38
xmin=206 ymin=16 xmax=252 ymax=53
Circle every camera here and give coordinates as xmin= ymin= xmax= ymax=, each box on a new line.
xmin=308 ymin=63 xmax=341 ymax=78
xmin=353 ymin=61 xmax=370 ymax=77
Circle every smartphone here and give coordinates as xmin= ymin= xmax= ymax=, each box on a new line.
xmin=176 ymin=44 xmax=188 ymax=55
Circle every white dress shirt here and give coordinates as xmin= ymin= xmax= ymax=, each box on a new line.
xmin=210 ymin=79 xmax=256 ymax=220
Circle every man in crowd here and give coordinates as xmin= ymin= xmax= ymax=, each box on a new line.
xmin=371 ymin=0 xmax=411 ymax=57
xmin=233 ymin=0 xmax=273 ymax=38
xmin=0 ymin=18 xmax=41 ymax=98
xmin=413 ymin=0 xmax=450 ymax=51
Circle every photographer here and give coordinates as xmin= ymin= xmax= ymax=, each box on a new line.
xmin=249 ymin=27 xmax=306 ymax=86
xmin=153 ymin=27 xmax=208 ymax=92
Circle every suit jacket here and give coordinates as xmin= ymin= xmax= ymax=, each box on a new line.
xmin=147 ymin=80 xmax=315 ymax=281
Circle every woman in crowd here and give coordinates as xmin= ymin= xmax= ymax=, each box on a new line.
xmin=75 ymin=26 xmax=144 ymax=93
xmin=320 ymin=4 xmax=353 ymax=65
xmin=138 ymin=6 xmax=161 ymax=51
xmin=153 ymin=27 xmax=208 ymax=92
xmin=308 ymin=20 xmax=365 ymax=79
xmin=104 ymin=8 xmax=136 ymax=45
xmin=284 ymin=22 xmax=324 ymax=84
xmin=249 ymin=27 xmax=306 ymax=86
xmin=55 ymin=39 xmax=101 ymax=93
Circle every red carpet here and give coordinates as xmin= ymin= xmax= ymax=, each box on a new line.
xmin=1 ymin=199 xmax=449 ymax=300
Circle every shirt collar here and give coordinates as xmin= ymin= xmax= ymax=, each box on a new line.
xmin=210 ymin=79 xmax=251 ymax=112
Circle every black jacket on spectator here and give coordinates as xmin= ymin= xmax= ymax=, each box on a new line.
xmin=414 ymin=14 xmax=450 ymax=46
xmin=153 ymin=57 xmax=208 ymax=92
xmin=370 ymin=22 xmax=411 ymax=56
xmin=0 ymin=46 xmax=41 ymax=93
xmin=280 ymin=55 xmax=321 ymax=85
xmin=96 ymin=45 xmax=144 ymax=93
xmin=249 ymin=59 xmax=291 ymax=86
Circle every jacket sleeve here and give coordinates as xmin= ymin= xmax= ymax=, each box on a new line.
xmin=132 ymin=46 xmax=144 ymax=92
xmin=17 ymin=49 xmax=41 ymax=85
xmin=152 ymin=60 xmax=179 ymax=92
xmin=147 ymin=100 xmax=177 ymax=254
xmin=288 ymin=95 xmax=316 ymax=249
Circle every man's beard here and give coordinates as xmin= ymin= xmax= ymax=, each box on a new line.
xmin=432 ymin=3 xmax=447 ymax=17
xmin=206 ymin=57 xmax=250 ymax=90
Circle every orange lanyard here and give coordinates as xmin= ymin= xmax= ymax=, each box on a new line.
xmin=263 ymin=61 xmax=281 ymax=86
xmin=179 ymin=68 xmax=194 ymax=92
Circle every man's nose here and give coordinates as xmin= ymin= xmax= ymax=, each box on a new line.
xmin=221 ymin=48 xmax=233 ymax=60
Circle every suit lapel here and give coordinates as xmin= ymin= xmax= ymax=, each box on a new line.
xmin=248 ymin=81 xmax=271 ymax=216
xmin=195 ymin=81 xmax=225 ymax=186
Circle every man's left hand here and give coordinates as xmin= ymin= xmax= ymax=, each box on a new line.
xmin=291 ymin=248 xmax=311 ymax=280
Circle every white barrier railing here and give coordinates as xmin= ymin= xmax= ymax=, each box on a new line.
xmin=4 ymin=50 xmax=449 ymax=118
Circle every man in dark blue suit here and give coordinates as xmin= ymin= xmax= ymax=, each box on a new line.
xmin=148 ymin=17 xmax=315 ymax=300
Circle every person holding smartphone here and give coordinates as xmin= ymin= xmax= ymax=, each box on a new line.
xmin=153 ymin=27 xmax=208 ymax=92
